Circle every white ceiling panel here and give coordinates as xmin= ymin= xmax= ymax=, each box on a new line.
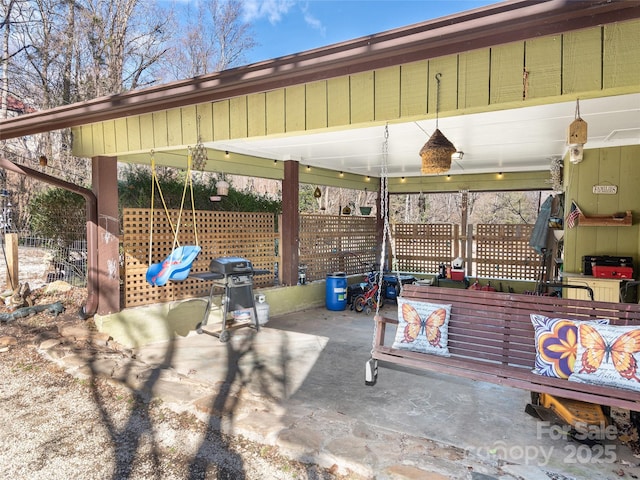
xmin=207 ymin=93 xmax=640 ymax=178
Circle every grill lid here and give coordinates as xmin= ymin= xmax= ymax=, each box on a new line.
xmin=210 ymin=256 xmax=254 ymax=275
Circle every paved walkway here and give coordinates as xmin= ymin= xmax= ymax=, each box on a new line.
xmin=44 ymin=304 xmax=640 ymax=479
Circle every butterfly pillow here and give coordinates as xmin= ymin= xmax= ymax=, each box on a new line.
xmin=569 ymin=323 xmax=640 ymax=392
xmin=392 ymin=298 xmax=451 ymax=356
xmin=530 ymin=314 xmax=609 ymax=379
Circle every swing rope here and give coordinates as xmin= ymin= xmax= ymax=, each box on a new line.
xmin=170 ymin=148 xmax=198 ymax=254
xmin=146 ymin=149 xmax=200 ymax=287
xmin=147 ymin=152 xmax=183 ymax=267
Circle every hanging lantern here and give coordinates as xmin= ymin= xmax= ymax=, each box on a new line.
xmin=419 ymin=73 xmax=456 ymax=175
xmin=420 ymin=129 xmax=456 ymax=174
xmin=216 ymin=179 xmax=229 ymax=196
xmin=313 ymin=187 xmax=322 ymax=198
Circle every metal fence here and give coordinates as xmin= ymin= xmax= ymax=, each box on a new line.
xmin=0 ymin=232 xmax=87 ymax=287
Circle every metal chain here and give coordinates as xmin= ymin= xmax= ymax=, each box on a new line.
xmin=435 ymin=72 xmax=442 ymax=130
xmin=372 ymin=124 xmax=390 ymax=352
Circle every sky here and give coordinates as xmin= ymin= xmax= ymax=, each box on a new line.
xmin=240 ymin=0 xmax=498 ymax=64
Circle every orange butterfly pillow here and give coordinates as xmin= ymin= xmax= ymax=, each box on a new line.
xmin=530 ymin=314 xmax=609 ymax=379
xmin=569 ymin=323 xmax=640 ymax=392
xmin=391 ymin=298 xmax=451 ymax=356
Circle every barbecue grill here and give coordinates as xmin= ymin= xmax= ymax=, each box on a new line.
xmin=192 ymin=256 xmax=270 ymax=342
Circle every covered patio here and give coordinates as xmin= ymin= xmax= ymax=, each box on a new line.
xmin=1 ymin=0 xmax=639 ymax=324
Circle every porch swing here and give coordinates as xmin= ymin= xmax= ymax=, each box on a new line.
xmin=146 ymin=150 xmax=201 ymax=287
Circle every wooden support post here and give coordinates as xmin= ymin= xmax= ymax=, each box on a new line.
xmin=281 ymin=161 xmax=299 ymax=286
xmin=460 ymin=190 xmax=468 ymax=269
xmin=92 ymin=156 xmax=120 ymax=315
xmin=466 ymin=224 xmax=474 ymax=277
xmin=5 ymin=233 xmax=18 ymax=290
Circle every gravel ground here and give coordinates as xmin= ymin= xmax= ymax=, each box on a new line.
xmin=0 ymin=285 xmax=358 ymax=480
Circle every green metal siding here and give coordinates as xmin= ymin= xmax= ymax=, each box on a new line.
xmin=350 ymin=71 xmax=374 ymax=124
xmin=490 ymin=42 xmax=525 ymax=104
xmin=230 ymin=97 xmax=248 ymax=139
xmin=604 ymin=20 xmax=640 ymax=89
xmin=375 ymin=66 xmax=401 ymax=121
xmin=266 ymin=90 xmax=285 ymax=135
xmin=285 ymin=85 xmax=306 ymax=132
xmin=400 ymin=61 xmax=428 ymax=117
xmin=428 ymin=56 xmax=458 ymax=112
xmin=563 ymin=27 xmax=602 ymax=94
xmin=562 ymin=145 xmax=640 ymax=274
xmin=525 ymin=35 xmax=562 ymax=99
xmin=247 ymin=93 xmax=266 ymax=137
xmin=458 ymin=50 xmax=490 ymax=109
xmin=306 ymin=81 xmax=327 ymax=130
xmin=327 ymin=77 xmax=350 ymax=127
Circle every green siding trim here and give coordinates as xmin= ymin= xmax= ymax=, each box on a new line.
xmin=389 ymin=171 xmax=550 ymax=193
xmin=300 ymin=166 xmax=380 ymax=191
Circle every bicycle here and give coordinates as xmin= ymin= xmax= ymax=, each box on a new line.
xmin=352 ymin=268 xmax=383 ymax=315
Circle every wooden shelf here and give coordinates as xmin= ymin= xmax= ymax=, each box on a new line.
xmin=578 ymin=210 xmax=632 ymax=227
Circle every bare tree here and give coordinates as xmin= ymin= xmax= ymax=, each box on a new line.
xmin=166 ymin=0 xmax=255 ymax=79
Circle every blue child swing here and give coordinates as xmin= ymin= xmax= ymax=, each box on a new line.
xmin=146 ymin=150 xmax=201 ymax=287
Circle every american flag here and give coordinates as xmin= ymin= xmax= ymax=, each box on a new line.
xmin=565 ymin=201 xmax=581 ymax=228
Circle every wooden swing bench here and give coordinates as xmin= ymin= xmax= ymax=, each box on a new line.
xmin=370 ymin=284 xmax=640 ymax=411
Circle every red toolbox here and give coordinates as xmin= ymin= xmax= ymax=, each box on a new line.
xmin=592 ymin=265 xmax=634 ymax=279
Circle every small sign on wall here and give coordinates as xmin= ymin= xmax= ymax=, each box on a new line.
xmin=592 ymin=185 xmax=618 ymax=194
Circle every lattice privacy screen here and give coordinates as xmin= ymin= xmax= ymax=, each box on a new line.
xmin=123 ymin=209 xmax=277 ymax=307
xmin=392 ymin=223 xmax=457 ymax=275
xmin=475 ymin=224 xmax=541 ymax=280
xmin=299 ymin=214 xmax=378 ymax=281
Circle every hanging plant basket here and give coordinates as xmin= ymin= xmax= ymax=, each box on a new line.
xmin=359 ymin=206 xmax=372 ymax=215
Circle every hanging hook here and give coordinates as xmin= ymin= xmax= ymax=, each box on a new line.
xmin=434 ymin=73 xmax=443 ymax=129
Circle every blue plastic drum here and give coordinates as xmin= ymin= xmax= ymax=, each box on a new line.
xmin=326 ymin=272 xmax=347 ymax=311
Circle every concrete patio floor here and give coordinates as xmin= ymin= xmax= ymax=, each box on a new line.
xmin=120 ymin=299 xmax=640 ymax=479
